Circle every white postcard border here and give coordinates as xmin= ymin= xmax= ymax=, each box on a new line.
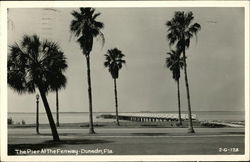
xmin=0 ymin=1 xmax=249 ymax=161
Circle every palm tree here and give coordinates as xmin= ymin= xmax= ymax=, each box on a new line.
xmin=42 ymin=44 xmax=67 ymax=128
xmin=8 ymin=34 xmax=67 ymax=141
xmin=104 ymin=48 xmax=126 ymax=126
xmin=70 ymin=8 xmax=104 ymax=134
xmin=166 ymin=49 xmax=184 ymax=126
xmin=52 ymin=54 xmax=67 ymax=128
xmin=51 ymin=50 xmax=67 ymax=128
xmin=166 ymin=11 xmax=201 ymax=133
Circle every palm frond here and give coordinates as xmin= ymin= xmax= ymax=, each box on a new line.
xmin=70 ymin=20 xmax=83 ymax=37
xmin=96 ymin=31 xmax=105 ymax=48
xmin=165 ymin=49 xmax=184 ymax=81
xmin=70 ymin=7 xmax=105 ymax=55
xmin=93 ymin=12 xmax=101 ymax=20
xmin=104 ymin=48 xmax=126 ymax=79
xmin=166 ymin=11 xmax=201 ymax=51
xmin=8 ymin=34 xmax=68 ymax=94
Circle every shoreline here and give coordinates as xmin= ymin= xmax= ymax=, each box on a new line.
xmin=8 ymin=119 xmax=245 ymax=129
xmin=7 ymin=111 xmax=245 ymax=125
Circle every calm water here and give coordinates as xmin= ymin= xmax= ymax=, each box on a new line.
xmin=8 ymin=111 xmax=244 ymax=124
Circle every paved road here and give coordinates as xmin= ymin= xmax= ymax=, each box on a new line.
xmin=8 ymin=127 xmax=245 ymax=155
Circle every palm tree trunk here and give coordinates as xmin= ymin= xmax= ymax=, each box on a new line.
xmin=183 ymin=49 xmax=195 ymax=133
xmin=38 ymin=86 xmax=60 ymax=141
xmin=114 ymin=79 xmax=120 ymax=126
xmin=56 ymin=89 xmax=59 ymax=127
xmin=86 ymin=55 xmax=95 ymax=134
xmin=177 ymin=79 xmax=182 ymax=126
xmin=36 ymin=99 xmax=39 ymax=134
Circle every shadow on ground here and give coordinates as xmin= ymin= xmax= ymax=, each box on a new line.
xmin=130 ymin=133 xmax=169 ymax=136
xmin=129 ymin=131 xmax=244 ymax=136
xmin=8 ymin=139 xmax=112 ymax=155
xmin=223 ymin=132 xmax=245 ymax=135
xmin=38 ymin=133 xmax=85 ymax=136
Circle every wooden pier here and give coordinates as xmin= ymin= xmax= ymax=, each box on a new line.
xmin=99 ymin=113 xmax=197 ymax=122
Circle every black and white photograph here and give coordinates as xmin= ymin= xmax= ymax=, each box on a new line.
xmin=0 ymin=1 xmax=249 ymax=161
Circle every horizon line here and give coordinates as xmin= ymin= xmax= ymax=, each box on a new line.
xmin=8 ymin=110 xmax=245 ymax=113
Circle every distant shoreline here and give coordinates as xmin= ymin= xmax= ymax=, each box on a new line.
xmin=7 ymin=111 xmax=245 ymax=125
xmin=8 ymin=119 xmax=245 ymax=129
xmin=8 ymin=110 xmax=245 ymax=113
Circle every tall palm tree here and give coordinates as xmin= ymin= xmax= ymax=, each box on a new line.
xmin=8 ymin=34 xmax=67 ymax=141
xmin=104 ymin=48 xmax=126 ymax=126
xmin=166 ymin=11 xmax=201 ymax=133
xmin=51 ymin=50 xmax=67 ymax=128
xmin=41 ymin=44 xmax=67 ymax=128
xmin=70 ymin=8 xmax=104 ymax=134
xmin=166 ymin=49 xmax=184 ymax=126
xmin=52 ymin=53 xmax=67 ymax=128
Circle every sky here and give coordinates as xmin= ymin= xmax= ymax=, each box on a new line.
xmin=7 ymin=7 xmax=245 ymax=113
